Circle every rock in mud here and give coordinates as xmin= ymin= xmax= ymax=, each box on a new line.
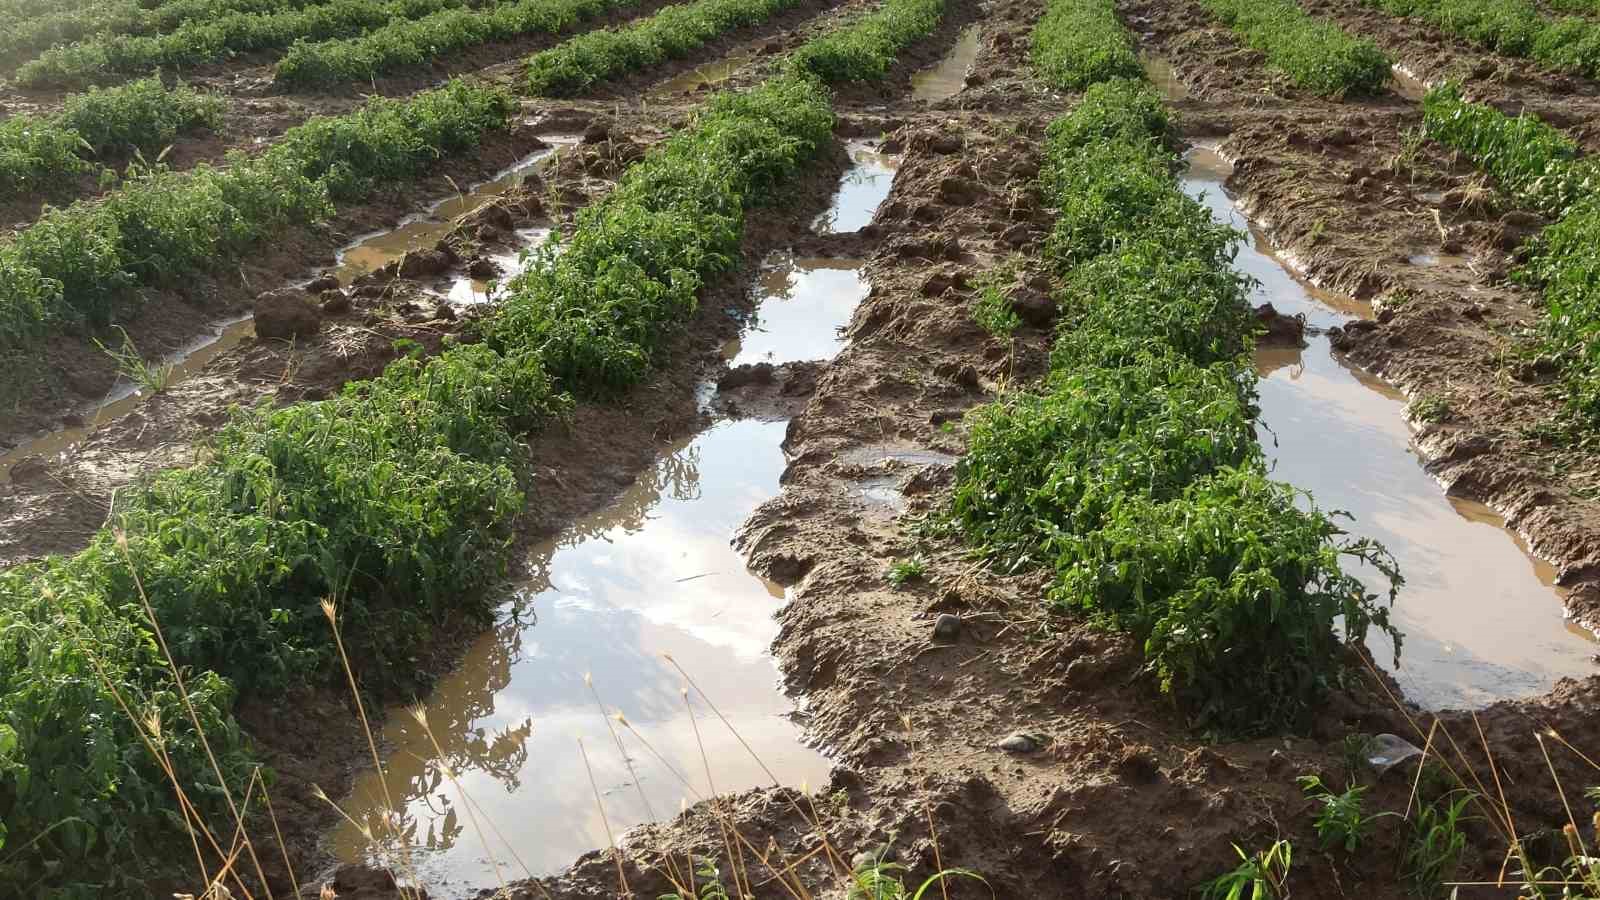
xmin=1254 ymin=302 xmax=1306 ymax=348
xmin=719 ymin=362 xmax=776 ymax=390
xmin=253 ymin=289 xmax=323 ymax=340
xmin=467 ymin=257 xmax=500 ymax=279
xmin=582 ymin=119 xmax=611 ymax=144
xmin=319 ymin=290 xmax=351 ymax=315
xmin=998 ymin=731 xmax=1048 ymax=754
xmin=304 ymin=272 xmax=339 ymax=293
xmin=932 ymin=613 xmax=963 ymax=642
xmin=397 ymin=248 xmax=455 ymax=278
xmin=326 ymin=863 xmax=426 ymax=899
xmin=7 ymin=456 xmax=48 ymax=483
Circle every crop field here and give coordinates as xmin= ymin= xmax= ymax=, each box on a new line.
xmin=8 ymin=0 xmax=1600 ymax=894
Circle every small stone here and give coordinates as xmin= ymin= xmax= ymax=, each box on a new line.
xmin=305 ymin=273 xmax=340 ymax=293
xmin=999 ymin=731 xmax=1047 ymax=754
xmin=932 ymin=613 xmax=962 ymax=642
xmin=254 ymin=289 xmax=323 ymax=340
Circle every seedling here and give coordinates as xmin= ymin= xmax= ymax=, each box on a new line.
xmin=1198 ymin=840 xmax=1293 ymax=900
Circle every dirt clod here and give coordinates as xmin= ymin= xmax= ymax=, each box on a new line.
xmin=253 ymin=289 xmax=323 ymax=341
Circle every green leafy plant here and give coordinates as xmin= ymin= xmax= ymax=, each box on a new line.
xmin=970 ymin=263 xmax=1022 ymax=341
xmin=276 ymin=0 xmax=640 ymax=87
xmin=1404 ymin=790 xmax=1476 ymax=895
xmin=94 ymin=325 xmax=175 ymax=394
xmin=848 ymin=861 xmax=987 ymax=900
xmin=948 ymin=75 xmax=1403 ymax=732
xmin=1409 ymin=393 xmax=1453 ymax=424
xmin=788 ymin=0 xmax=945 ymax=83
xmin=1367 ymin=0 xmax=1600 ymax=80
xmin=523 ymin=0 xmax=799 ymax=96
xmin=1198 ymin=840 xmax=1293 ymax=900
xmin=1297 ymin=774 xmax=1391 ymax=852
xmin=885 ymin=555 xmax=928 ymax=585
xmin=1202 ymin=0 xmax=1390 ymax=96
xmin=1030 ymin=0 xmax=1142 ymax=89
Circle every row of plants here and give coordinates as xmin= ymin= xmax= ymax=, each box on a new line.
xmin=1201 ymin=0 xmax=1391 ymax=96
xmin=1367 ymin=0 xmax=1600 ymax=80
xmin=0 ymin=0 xmax=327 ymax=71
xmin=522 ymin=0 xmax=796 ymax=96
xmin=14 ymin=0 xmax=468 ymax=89
xmin=950 ymin=12 xmax=1403 ymax=732
xmin=0 ymin=77 xmax=222 ymax=200
xmin=0 ymin=79 xmax=510 ymax=366
xmin=0 ymin=70 xmax=835 ymax=897
xmin=1420 ymin=84 xmax=1600 ymax=430
xmin=1029 ymin=0 xmax=1141 ymax=89
xmin=787 ymin=0 xmax=943 ymax=82
xmin=275 ymin=0 xmax=639 ymax=86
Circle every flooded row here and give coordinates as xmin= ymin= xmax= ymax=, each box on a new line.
xmin=332 ymin=140 xmax=901 ymax=890
xmin=1182 ymin=146 xmax=1597 ymax=709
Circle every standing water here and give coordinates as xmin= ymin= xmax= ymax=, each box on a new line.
xmin=910 ymin=26 xmax=980 ymax=103
xmin=333 ymin=145 xmax=899 ymax=891
xmin=1182 ymin=146 xmax=1596 ymax=709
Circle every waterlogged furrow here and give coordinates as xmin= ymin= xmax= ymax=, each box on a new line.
xmin=0 ymin=81 xmax=510 ymax=387
xmin=523 ymin=0 xmax=799 ymax=95
xmin=275 ymin=0 xmax=642 ymax=86
xmin=1421 ymin=85 xmax=1600 ymax=429
xmin=0 ymin=70 xmax=843 ymax=895
xmin=949 ymin=16 xmax=1402 ymax=733
xmin=1201 ymin=0 xmax=1391 ymax=95
xmin=1365 ymin=0 xmax=1600 ymax=79
xmin=0 ymin=77 xmax=221 ymax=201
xmin=14 ymin=0 xmax=468 ymax=89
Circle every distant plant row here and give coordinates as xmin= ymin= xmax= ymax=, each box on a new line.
xmin=1421 ymin=84 xmax=1600 ymax=432
xmin=13 ymin=0 xmax=468 ymax=88
xmin=0 ymin=77 xmax=221 ymax=200
xmin=0 ymin=80 xmax=512 ymax=378
xmin=1370 ymin=0 xmax=1600 ymax=79
xmin=949 ymin=0 xmax=1403 ymax=734
xmin=1204 ymin=0 xmax=1391 ymax=96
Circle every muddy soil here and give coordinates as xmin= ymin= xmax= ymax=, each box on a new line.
xmin=16 ymin=0 xmax=1600 ymax=895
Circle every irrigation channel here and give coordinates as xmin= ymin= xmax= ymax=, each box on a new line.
xmin=327 ymin=138 xmax=899 ymax=891
xmin=1181 ymin=145 xmax=1599 ymax=709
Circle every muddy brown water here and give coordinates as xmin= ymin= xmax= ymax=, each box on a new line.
xmin=0 ymin=314 xmax=253 ymax=483
xmin=332 ymin=143 xmax=570 ymax=285
xmin=331 ymin=145 xmax=892 ymax=891
xmin=1142 ymin=53 xmax=1189 ymax=101
xmin=1185 ymin=146 xmax=1597 ymax=710
xmin=910 ymin=25 xmax=980 ymax=103
xmin=649 ymin=48 xmax=758 ymax=98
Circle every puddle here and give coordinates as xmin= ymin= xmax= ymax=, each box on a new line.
xmin=0 ymin=314 xmax=254 ymax=483
xmin=910 ymin=25 xmax=980 ymax=103
xmin=1408 ymin=251 xmax=1470 ymax=269
xmin=333 ymin=144 xmax=565 ymax=285
xmin=1184 ymin=147 xmax=1598 ymax=709
xmin=333 ymin=419 xmax=834 ymax=888
xmin=1142 ymin=54 xmax=1189 ymax=101
xmin=650 ymin=48 xmax=757 ymax=97
xmin=850 ymin=475 xmax=908 ymax=512
xmin=812 ymin=139 xmax=899 ymax=235
xmin=437 ymin=227 xmax=551 ymax=305
xmin=725 ymin=253 xmax=869 ymax=366
xmin=333 ymin=159 xmax=895 ymax=887
xmin=1391 ymin=63 xmax=1429 ymax=101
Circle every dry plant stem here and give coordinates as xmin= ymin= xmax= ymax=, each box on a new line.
xmin=903 ymin=715 xmax=949 ymax=900
xmin=411 ymin=707 xmax=513 ymax=898
xmin=257 ymin=769 xmax=304 ymax=900
xmin=665 ymin=654 xmax=850 ymax=879
xmin=1405 ymin=719 xmax=1440 ymax=821
xmin=1537 ymin=732 xmax=1588 ymax=857
xmin=320 ymin=600 xmax=425 ymax=897
xmin=682 ymin=686 xmax=753 ymax=898
xmin=579 ymin=736 xmax=632 ymax=898
xmin=114 ymin=532 xmax=276 ymax=897
xmin=588 ymin=674 xmax=685 ymax=889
